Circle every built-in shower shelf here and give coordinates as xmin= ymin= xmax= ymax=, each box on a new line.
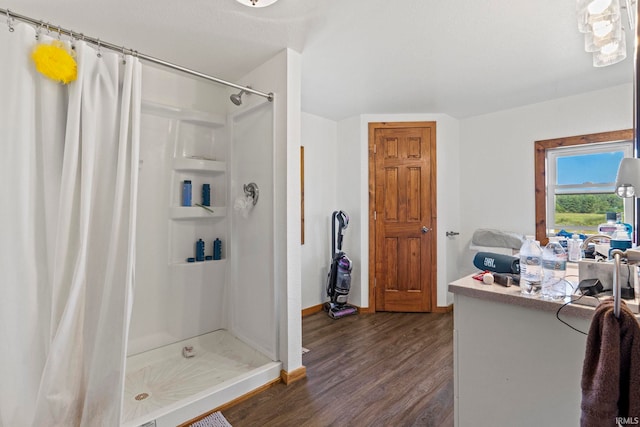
xmin=142 ymin=101 xmax=225 ymax=128
xmin=173 ymin=158 xmax=226 ymax=173
xmin=170 ymin=206 xmax=227 ymax=219
xmin=170 ymin=258 xmax=227 ymax=267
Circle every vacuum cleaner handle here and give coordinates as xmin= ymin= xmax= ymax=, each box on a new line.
xmin=333 ymin=210 xmax=349 ymax=253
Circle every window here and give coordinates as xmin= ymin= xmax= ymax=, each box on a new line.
xmin=534 ymin=129 xmax=634 ymax=245
xmin=546 ymin=141 xmax=633 ymax=235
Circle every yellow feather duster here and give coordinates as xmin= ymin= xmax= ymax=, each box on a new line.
xmin=32 ymin=40 xmax=77 ymax=84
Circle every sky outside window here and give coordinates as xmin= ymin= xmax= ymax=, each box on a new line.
xmin=556 ymin=151 xmax=624 ymax=187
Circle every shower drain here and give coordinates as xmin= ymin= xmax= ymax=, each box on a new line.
xmin=134 ymin=392 xmax=150 ymax=401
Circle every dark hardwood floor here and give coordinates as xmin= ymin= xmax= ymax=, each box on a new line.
xmin=223 ymin=310 xmax=454 ymax=427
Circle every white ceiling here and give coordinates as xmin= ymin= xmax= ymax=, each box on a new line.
xmin=7 ymin=0 xmax=635 ymax=121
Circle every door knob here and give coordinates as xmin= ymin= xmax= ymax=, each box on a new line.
xmin=422 ymin=226 xmax=431 ymax=233
xmin=446 ymin=231 xmax=460 ymax=237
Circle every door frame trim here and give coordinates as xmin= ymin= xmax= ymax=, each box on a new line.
xmin=367 ymin=121 xmax=438 ymax=313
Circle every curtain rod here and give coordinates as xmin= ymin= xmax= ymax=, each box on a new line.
xmin=1 ymin=7 xmax=274 ymax=101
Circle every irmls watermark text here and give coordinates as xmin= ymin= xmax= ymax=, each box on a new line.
xmin=616 ymin=416 xmax=640 ymax=426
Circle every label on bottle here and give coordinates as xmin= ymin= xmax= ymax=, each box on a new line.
xmin=522 ymin=256 xmax=540 ymax=265
xmin=541 ymin=259 xmax=566 ymax=271
xmin=598 ymin=225 xmax=617 ymax=234
xmin=520 ymin=256 xmax=541 ymax=282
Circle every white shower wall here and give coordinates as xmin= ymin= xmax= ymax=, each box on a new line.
xmin=127 ymin=64 xmax=276 ymax=358
xmin=229 ymin=102 xmax=276 ymax=360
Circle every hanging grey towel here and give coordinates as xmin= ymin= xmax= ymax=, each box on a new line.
xmin=580 ymin=299 xmax=640 ymax=427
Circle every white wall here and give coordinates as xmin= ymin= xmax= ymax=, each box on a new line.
xmin=300 ymin=113 xmax=338 ymax=308
xmin=457 ymin=83 xmax=633 ymax=279
xmin=138 ymin=64 xmax=229 ymax=113
xmin=237 ymin=48 xmax=303 ymax=373
xmin=229 ymin=102 xmax=276 ymax=359
xmin=335 ymin=116 xmax=365 ymax=306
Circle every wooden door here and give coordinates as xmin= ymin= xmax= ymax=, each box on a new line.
xmin=370 ymin=122 xmax=436 ymax=312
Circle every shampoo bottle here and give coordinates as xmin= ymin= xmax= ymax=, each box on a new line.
xmin=213 ymin=238 xmax=222 ymax=260
xmin=196 ymin=239 xmax=205 ymax=261
xmin=182 ymin=180 xmax=192 ymax=206
xmin=202 ymin=184 xmax=211 ymax=206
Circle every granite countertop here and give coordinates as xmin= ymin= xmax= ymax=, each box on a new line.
xmin=448 ymin=268 xmax=640 ymax=320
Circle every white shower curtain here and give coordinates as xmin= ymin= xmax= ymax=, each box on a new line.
xmin=0 ymin=23 xmax=141 ymax=427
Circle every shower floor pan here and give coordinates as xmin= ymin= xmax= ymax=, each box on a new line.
xmin=122 ymin=330 xmax=280 ymax=427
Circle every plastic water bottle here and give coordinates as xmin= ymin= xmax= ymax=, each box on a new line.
xmin=519 ymin=236 xmax=543 ymax=296
xmin=541 ymin=240 xmax=567 ymax=300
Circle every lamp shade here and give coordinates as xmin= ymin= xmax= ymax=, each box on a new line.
xmin=593 ymin=33 xmax=627 ymax=66
xmin=615 ymin=158 xmax=640 ymax=197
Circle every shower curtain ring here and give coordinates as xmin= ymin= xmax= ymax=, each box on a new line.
xmin=57 ymin=25 xmax=61 ymax=39
xmin=121 ymin=46 xmax=126 ymax=64
xmin=35 ymin=21 xmax=44 ymax=40
xmin=6 ymin=9 xmax=14 ymax=33
xmin=96 ymin=39 xmax=102 ymax=58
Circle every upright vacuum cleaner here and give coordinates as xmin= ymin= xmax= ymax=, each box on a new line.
xmin=324 ymin=210 xmax=358 ymax=319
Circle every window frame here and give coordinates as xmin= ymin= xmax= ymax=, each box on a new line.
xmin=534 ymin=129 xmax=634 ymax=246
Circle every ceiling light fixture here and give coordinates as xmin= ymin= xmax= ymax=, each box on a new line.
xmin=576 ymin=0 xmax=634 ymax=67
xmin=235 ymin=0 xmax=279 ymax=7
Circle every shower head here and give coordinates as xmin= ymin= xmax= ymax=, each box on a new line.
xmin=230 ymin=87 xmax=251 ymax=106
xmin=230 ymin=92 xmax=243 ymax=106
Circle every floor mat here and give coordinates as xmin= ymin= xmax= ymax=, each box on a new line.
xmin=189 ymin=411 xmax=232 ymax=427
